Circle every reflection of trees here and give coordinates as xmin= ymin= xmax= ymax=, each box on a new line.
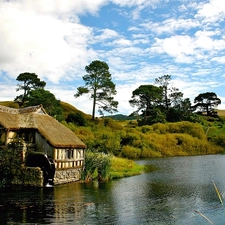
xmin=53 ymin=183 xmax=85 ymax=223
xmin=0 ymin=187 xmax=53 ymax=224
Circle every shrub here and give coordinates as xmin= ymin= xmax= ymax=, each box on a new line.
xmin=211 ymin=134 xmax=225 ymax=148
xmin=121 ymin=145 xmax=141 ymax=159
xmin=141 ymin=147 xmax=162 ymax=158
xmin=66 ymin=112 xmax=86 ymax=126
xmin=140 ymin=125 xmax=153 ymax=133
xmin=152 ymin=123 xmax=168 ymax=134
xmin=92 ymin=129 xmax=121 ymax=154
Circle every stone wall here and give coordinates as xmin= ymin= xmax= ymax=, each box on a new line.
xmin=0 ymin=144 xmax=44 ymax=187
xmin=54 ymin=168 xmax=82 ymax=185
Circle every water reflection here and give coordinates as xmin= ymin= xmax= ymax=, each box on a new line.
xmin=1 ymin=155 xmax=225 ymax=224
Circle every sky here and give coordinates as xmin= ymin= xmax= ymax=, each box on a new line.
xmin=1 ymin=0 xmax=225 ymax=116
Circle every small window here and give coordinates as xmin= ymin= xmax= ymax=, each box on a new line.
xmin=66 ymin=149 xmax=74 ymax=159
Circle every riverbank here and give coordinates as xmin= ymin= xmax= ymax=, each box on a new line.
xmin=109 ymin=156 xmax=145 ymax=179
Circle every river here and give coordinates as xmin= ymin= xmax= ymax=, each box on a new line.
xmin=1 ymin=155 xmax=225 ymax=224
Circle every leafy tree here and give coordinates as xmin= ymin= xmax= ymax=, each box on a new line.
xmin=74 ymin=60 xmax=118 ymax=120
xmin=129 ymin=85 xmax=163 ymax=123
xmin=66 ymin=112 xmax=86 ymax=126
xmin=154 ymin=74 xmax=172 ymax=110
xmin=26 ymin=89 xmax=64 ymax=121
xmin=14 ymin=72 xmax=46 ymax=107
xmin=193 ymin=92 xmax=221 ymax=116
xmin=154 ymin=75 xmax=193 ymax=122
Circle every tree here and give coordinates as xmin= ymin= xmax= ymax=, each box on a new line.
xmin=155 ymin=75 xmax=191 ymax=122
xmin=129 ymin=85 xmax=163 ymax=122
xmin=74 ymin=60 xmax=118 ymax=120
xmin=154 ymin=74 xmax=172 ymax=110
xmin=14 ymin=72 xmax=46 ymax=107
xmin=193 ymin=92 xmax=221 ymax=116
xmin=26 ymin=89 xmax=64 ymax=121
xmin=167 ymin=98 xmax=192 ymax=122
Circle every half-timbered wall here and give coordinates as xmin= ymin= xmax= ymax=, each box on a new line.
xmin=54 ymin=148 xmax=85 ymax=169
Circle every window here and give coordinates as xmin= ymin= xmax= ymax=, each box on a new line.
xmin=66 ymin=149 xmax=74 ymax=159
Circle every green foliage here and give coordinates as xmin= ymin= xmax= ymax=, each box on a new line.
xmin=109 ymin=156 xmax=145 ymax=179
xmin=83 ymin=150 xmax=112 ymax=181
xmin=14 ymin=72 xmax=46 ymax=107
xmin=121 ymin=145 xmax=141 ymax=158
xmin=211 ymin=134 xmax=225 ymax=148
xmin=26 ymin=89 xmax=64 ymax=121
xmin=92 ymin=129 xmax=121 ymax=154
xmin=152 ymin=121 xmax=206 ymax=139
xmin=66 ymin=112 xmax=86 ymax=126
xmin=193 ymin=92 xmax=221 ymax=116
xmin=129 ymin=84 xmax=163 ymax=122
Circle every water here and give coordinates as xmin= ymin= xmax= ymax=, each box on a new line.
xmin=1 ymin=155 xmax=225 ymax=224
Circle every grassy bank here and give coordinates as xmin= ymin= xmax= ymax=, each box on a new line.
xmin=109 ymin=156 xmax=145 ymax=179
xmin=83 ymin=150 xmax=145 ymax=181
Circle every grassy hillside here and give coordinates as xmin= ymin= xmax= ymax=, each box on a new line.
xmin=60 ymin=101 xmax=92 ymax=120
xmin=0 ymin=100 xmax=92 ymax=120
xmin=0 ymin=101 xmax=20 ymax=108
xmin=0 ymin=100 xmax=225 ymax=159
xmin=217 ymin=110 xmax=225 ymax=118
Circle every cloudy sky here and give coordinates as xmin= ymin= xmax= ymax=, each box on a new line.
xmin=1 ymin=0 xmax=225 ymax=116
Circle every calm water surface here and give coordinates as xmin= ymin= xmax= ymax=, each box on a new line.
xmin=1 ymin=155 xmax=225 ymax=224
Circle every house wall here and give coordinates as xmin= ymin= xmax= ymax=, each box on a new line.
xmin=35 ymin=132 xmax=54 ymax=157
xmin=53 ymin=148 xmax=85 ymax=185
xmin=54 ymin=148 xmax=85 ymax=169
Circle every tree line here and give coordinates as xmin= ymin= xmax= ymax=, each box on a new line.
xmin=14 ymin=60 xmax=221 ymax=125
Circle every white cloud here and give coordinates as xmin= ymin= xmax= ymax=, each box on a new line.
xmin=94 ymin=28 xmax=119 ymax=42
xmin=196 ymin=0 xmax=225 ymax=23
xmin=141 ymin=18 xmax=199 ymax=35
xmin=0 ymin=0 xmax=96 ymax=83
xmin=2 ymin=0 xmax=108 ymax=17
xmin=111 ymin=0 xmax=159 ymax=8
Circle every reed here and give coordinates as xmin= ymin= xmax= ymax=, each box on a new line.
xmin=212 ymin=180 xmax=223 ymax=207
xmin=195 ymin=180 xmax=224 ymax=224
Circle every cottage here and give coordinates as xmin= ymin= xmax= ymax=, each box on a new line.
xmin=0 ymin=104 xmax=86 ymax=186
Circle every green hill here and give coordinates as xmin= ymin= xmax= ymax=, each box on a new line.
xmin=0 ymin=100 xmax=225 ymax=158
xmin=0 ymin=101 xmax=91 ymax=120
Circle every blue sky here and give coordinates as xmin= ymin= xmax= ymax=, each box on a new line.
xmin=0 ymin=0 xmax=225 ymax=116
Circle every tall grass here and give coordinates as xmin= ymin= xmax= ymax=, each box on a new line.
xmin=82 ymin=150 xmax=145 ymax=181
xmin=83 ymin=150 xmax=112 ymax=181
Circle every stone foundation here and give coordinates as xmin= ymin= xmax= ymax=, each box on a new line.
xmin=54 ymin=168 xmax=82 ymax=185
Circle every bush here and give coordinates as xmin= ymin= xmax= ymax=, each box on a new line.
xmin=211 ymin=134 xmax=225 ymax=148
xmin=66 ymin=112 xmax=86 ymax=126
xmin=121 ymin=145 xmax=141 ymax=159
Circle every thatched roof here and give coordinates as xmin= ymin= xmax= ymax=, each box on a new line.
xmin=0 ymin=105 xmax=86 ymax=149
